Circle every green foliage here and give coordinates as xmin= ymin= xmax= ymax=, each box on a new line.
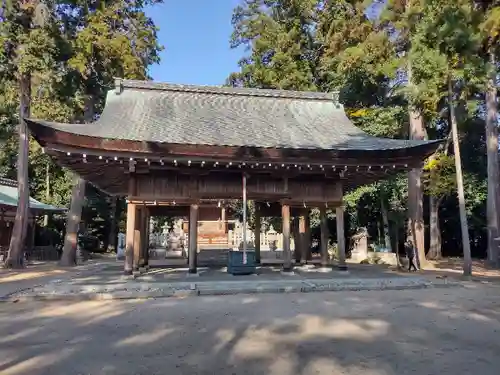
xmin=0 ymin=0 xmax=164 ymax=249
xmin=228 ymin=0 xmax=318 ymax=90
xmin=423 ymin=153 xmax=456 ymax=199
xmin=226 ymin=0 xmax=491 ymax=256
xmin=0 ymin=0 xmax=493 ymax=259
xmin=347 ymin=106 xmax=407 ymax=138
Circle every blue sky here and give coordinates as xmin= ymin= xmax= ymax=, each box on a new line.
xmin=146 ymin=0 xmax=245 ymax=85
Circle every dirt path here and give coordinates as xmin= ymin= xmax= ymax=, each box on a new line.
xmin=1 ymin=285 xmax=500 ymax=375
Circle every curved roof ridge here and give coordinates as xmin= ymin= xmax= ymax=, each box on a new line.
xmin=115 ymin=78 xmax=340 ymax=103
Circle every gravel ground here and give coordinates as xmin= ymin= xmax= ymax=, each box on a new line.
xmin=1 ymin=284 xmax=500 ymax=375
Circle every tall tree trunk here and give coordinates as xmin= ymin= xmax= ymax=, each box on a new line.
xmin=427 ymin=133 xmax=452 ymax=260
xmin=394 ymin=222 xmax=401 ymax=268
xmin=485 ymin=48 xmax=500 ymax=267
xmin=43 ymin=161 xmax=50 ymax=227
xmin=107 ymin=196 xmax=117 ymax=252
xmin=448 ymin=76 xmax=472 ymax=276
xmin=380 ymin=194 xmax=392 ymax=252
xmin=59 ymin=95 xmax=93 ymax=266
xmin=60 ymin=178 xmax=86 ymax=266
xmin=5 ymin=73 xmax=31 ymax=269
xmin=427 ymin=196 xmax=442 ymax=260
xmin=407 ymin=63 xmax=427 ymax=268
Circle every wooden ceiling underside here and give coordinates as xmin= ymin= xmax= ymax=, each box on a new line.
xmin=50 ymin=150 xmax=417 ymax=197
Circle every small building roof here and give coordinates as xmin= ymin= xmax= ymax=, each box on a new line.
xmin=27 ymin=79 xmax=438 ymax=152
xmin=0 ymin=178 xmax=65 ymax=214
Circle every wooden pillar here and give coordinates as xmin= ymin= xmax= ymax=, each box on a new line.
xmin=144 ymin=211 xmax=150 ymax=266
xmin=139 ymin=207 xmax=148 ymax=268
xmin=133 ymin=207 xmax=142 ymax=271
xmin=320 ymin=207 xmax=329 ymax=267
xmin=220 ymin=207 xmax=226 ymax=231
xmin=188 ymin=204 xmax=199 ymax=274
xmin=305 ymin=213 xmax=312 ymax=261
xmin=254 ymin=203 xmax=261 ymax=263
xmin=292 ymin=217 xmax=301 ymax=263
xmin=107 ymin=196 xmax=118 ymax=252
xmin=336 ymin=206 xmax=347 ymax=270
xmin=124 ymin=202 xmax=136 ymax=275
xmin=299 ymin=209 xmax=308 ymax=264
xmin=282 ymin=203 xmax=292 ymax=272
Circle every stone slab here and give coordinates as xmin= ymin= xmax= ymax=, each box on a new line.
xmin=1 ymin=277 xmax=460 ymax=302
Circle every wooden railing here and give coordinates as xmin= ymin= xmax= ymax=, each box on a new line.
xmin=0 ymin=245 xmax=60 ymax=263
xmin=229 ymin=227 xmax=295 ymax=251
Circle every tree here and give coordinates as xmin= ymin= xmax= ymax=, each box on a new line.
xmin=374 ymin=0 xmax=432 ymax=266
xmin=0 ymin=0 xmax=57 ymax=268
xmin=228 ymin=0 xmax=319 ymax=90
xmin=412 ymin=0 xmax=482 ymax=275
xmin=317 ymin=1 xmax=413 ymax=253
xmin=477 ymin=1 xmax=500 ymax=266
xmin=58 ymin=0 xmax=164 ymax=265
xmin=0 ymin=1 xmax=164 ymax=267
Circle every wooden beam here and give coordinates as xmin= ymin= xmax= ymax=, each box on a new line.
xmin=320 ymin=207 xmax=329 ymax=267
xmin=31 ymin=125 xmax=440 ymax=165
xmin=124 ymin=174 xmax=137 ymax=274
xmin=336 ymin=206 xmax=347 ymax=270
xmin=299 ymin=209 xmax=308 ymax=264
xmin=47 ymin=146 xmax=430 ymax=198
xmin=144 ymin=210 xmax=150 ymax=267
xmin=292 ymin=217 xmax=301 ymax=264
xmin=254 ymin=204 xmax=261 ymax=263
xmin=133 ymin=207 xmax=142 ymax=271
xmin=282 ymin=203 xmax=292 ymax=272
xmin=124 ymin=202 xmax=136 ymax=275
xmin=188 ymin=204 xmax=199 ymax=274
xmin=139 ymin=207 xmax=148 ymax=267
xmin=220 ymin=207 xmax=226 ymax=231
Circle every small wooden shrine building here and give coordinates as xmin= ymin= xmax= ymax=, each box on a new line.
xmin=0 ymin=177 xmax=64 ymax=257
xmin=26 ymin=79 xmax=440 ymax=274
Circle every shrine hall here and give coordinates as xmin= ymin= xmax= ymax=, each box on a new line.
xmin=26 ymin=79 xmax=441 ymax=274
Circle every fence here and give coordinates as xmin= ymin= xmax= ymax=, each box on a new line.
xmin=145 ymin=223 xmax=295 ymax=252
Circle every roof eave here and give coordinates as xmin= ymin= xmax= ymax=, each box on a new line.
xmin=26 ymin=119 xmax=443 ymax=164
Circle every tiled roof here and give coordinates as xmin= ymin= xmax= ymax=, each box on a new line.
xmin=0 ymin=178 xmax=65 ymax=212
xmin=27 ymin=79 xmax=438 ymax=151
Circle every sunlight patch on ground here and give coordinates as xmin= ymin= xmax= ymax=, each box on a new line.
xmin=2 ymin=347 xmax=75 ymax=375
xmin=241 ymin=296 xmax=259 ymax=304
xmin=213 ymin=328 xmax=239 ymax=354
xmin=231 ymin=329 xmax=276 ymax=359
xmin=418 ymin=301 xmax=442 ymax=309
xmin=296 ymin=315 xmax=390 ymax=341
xmin=0 ymin=270 xmax=66 ymax=283
xmin=36 ymin=301 xmax=126 ymax=325
xmin=115 ymin=327 xmax=177 ymax=347
xmin=268 ymin=355 xmax=296 ymax=374
xmin=0 ymin=326 xmax=41 ymax=344
xmin=467 ymin=312 xmax=493 ymax=322
xmin=226 ymin=315 xmax=390 ymax=365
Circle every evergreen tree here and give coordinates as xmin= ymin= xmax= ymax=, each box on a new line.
xmin=228 ymin=0 xmax=319 ymax=90
xmin=397 ymin=0 xmax=481 ymax=274
xmin=476 ymin=0 xmax=500 ymax=266
xmin=59 ymin=0 xmax=163 ymax=265
xmin=0 ymin=0 xmax=62 ymax=268
xmin=0 ymin=0 xmax=164 ymax=266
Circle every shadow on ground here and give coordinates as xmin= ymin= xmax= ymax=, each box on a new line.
xmin=1 ymin=283 xmax=500 ymax=375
